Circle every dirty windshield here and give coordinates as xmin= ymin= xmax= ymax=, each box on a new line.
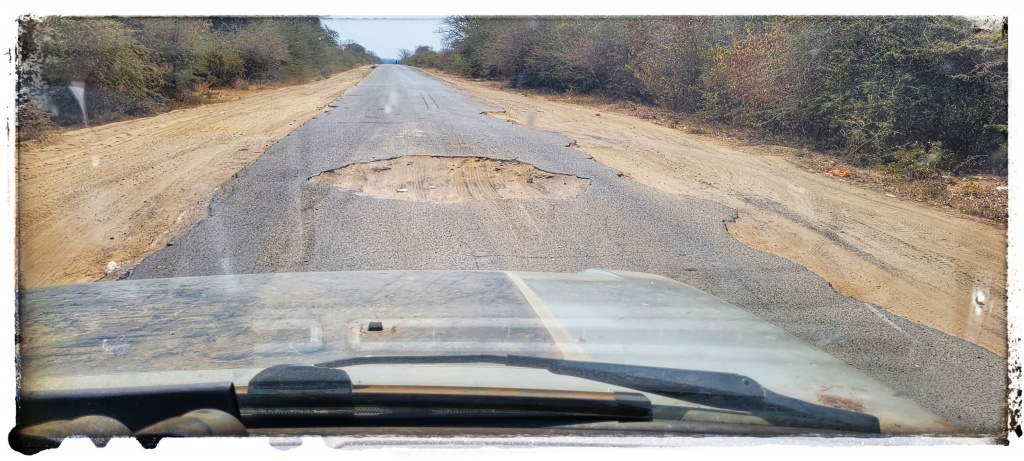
xmin=9 ymin=12 xmax=1016 ymax=447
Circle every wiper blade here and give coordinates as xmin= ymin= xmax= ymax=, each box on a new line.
xmin=239 ymin=364 xmax=652 ymax=428
xmin=314 ymin=354 xmax=880 ymax=433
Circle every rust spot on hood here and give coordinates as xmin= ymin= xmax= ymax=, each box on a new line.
xmin=818 ymin=393 xmax=865 ymax=413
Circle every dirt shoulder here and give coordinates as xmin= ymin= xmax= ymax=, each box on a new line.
xmin=16 ymin=65 xmax=374 ymax=288
xmin=420 ymin=69 xmax=1007 ymax=357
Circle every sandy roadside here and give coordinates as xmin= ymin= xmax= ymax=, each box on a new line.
xmin=420 ymin=69 xmax=1007 ymax=357
xmin=16 ymin=65 xmax=374 ymax=289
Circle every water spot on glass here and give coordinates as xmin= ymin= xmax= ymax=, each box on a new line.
xmin=102 ymin=337 xmax=129 ymax=356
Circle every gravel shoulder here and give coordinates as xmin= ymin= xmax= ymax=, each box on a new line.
xmin=419 ymin=69 xmax=1007 ymax=358
xmin=16 ymin=66 xmax=374 ymax=288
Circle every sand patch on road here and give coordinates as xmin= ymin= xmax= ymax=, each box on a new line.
xmin=311 ymin=156 xmax=589 ymax=203
xmin=16 ymin=66 xmax=374 ymax=288
xmin=421 ymin=69 xmax=1007 ymax=357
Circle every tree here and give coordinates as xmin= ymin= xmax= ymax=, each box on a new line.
xmin=343 ymin=41 xmax=367 ymax=55
xmin=438 ymin=16 xmax=469 ymax=50
xmin=17 ymin=16 xmax=377 ymax=136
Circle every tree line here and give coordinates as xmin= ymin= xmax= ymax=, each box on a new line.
xmin=402 ymin=16 xmax=1007 ymax=175
xmin=17 ymin=16 xmax=382 ymax=140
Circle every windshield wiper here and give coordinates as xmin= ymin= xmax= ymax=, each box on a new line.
xmin=313 ymin=354 xmax=880 ymax=433
xmin=238 ymin=364 xmax=653 ymax=428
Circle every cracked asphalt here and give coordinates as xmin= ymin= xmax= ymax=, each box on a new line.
xmin=127 ymin=65 xmax=1006 ymax=434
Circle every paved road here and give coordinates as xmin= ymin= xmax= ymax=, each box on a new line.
xmin=128 ymin=65 xmax=1005 ymax=434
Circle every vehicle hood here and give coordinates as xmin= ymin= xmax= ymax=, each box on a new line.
xmin=17 ymin=269 xmax=956 ymax=434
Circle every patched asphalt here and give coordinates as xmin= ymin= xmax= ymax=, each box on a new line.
xmin=127 ymin=65 xmax=1006 ymax=434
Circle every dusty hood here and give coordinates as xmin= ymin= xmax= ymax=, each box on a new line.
xmin=16 ymin=269 xmax=955 ymax=434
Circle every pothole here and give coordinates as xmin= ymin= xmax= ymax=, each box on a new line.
xmin=310 ymin=156 xmax=590 ymax=203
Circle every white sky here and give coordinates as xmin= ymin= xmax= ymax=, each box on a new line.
xmin=322 ymin=17 xmax=446 ymax=60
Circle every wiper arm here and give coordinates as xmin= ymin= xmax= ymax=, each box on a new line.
xmin=314 ymin=354 xmax=880 ymax=433
xmin=239 ymin=364 xmax=652 ymax=428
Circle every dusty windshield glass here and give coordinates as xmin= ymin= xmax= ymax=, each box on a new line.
xmin=9 ymin=13 xmax=1015 ymax=446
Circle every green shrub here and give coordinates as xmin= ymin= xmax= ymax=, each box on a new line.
xmin=31 ymin=16 xmax=162 ymax=122
xmin=434 ymin=15 xmax=1006 ymax=174
xmin=198 ymin=42 xmax=245 ymax=86
xmin=17 ymin=16 xmax=378 ymax=131
xmin=887 ymin=141 xmax=945 ymax=180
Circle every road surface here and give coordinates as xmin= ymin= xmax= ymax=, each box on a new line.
xmin=127 ymin=65 xmax=1005 ymax=434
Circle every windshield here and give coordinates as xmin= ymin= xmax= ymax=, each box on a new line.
xmin=6 ymin=8 xmax=1017 ymax=454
